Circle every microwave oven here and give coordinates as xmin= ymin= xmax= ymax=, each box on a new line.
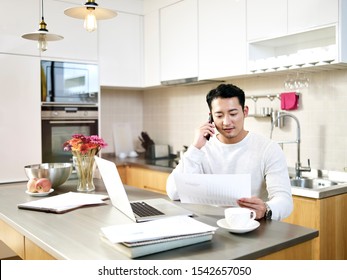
xmin=41 ymin=60 xmax=99 ymax=105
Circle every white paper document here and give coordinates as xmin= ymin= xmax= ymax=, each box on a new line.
xmin=173 ymin=173 xmax=251 ymax=206
xmin=100 ymin=216 xmax=217 ymax=244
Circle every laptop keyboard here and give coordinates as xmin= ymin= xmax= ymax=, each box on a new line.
xmin=130 ymin=202 xmax=164 ymax=217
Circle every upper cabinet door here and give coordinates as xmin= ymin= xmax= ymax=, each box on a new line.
xmin=98 ymin=12 xmax=143 ymax=87
xmin=0 ymin=0 xmax=39 ymax=56
xmin=288 ymin=0 xmax=338 ymax=33
xmin=199 ymin=0 xmax=247 ymax=79
xmin=144 ymin=10 xmax=161 ymax=87
xmin=41 ymin=0 xmax=98 ymax=62
xmin=160 ymin=0 xmax=198 ymax=82
xmin=247 ymin=0 xmax=287 ymax=41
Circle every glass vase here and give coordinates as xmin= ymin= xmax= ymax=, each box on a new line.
xmin=73 ymin=155 xmax=95 ymax=192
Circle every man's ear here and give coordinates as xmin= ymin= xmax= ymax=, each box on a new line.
xmin=243 ymin=105 xmax=249 ymax=117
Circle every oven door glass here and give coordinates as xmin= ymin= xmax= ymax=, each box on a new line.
xmin=41 ymin=60 xmax=99 ymax=104
xmin=42 ymin=119 xmax=98 ymax=163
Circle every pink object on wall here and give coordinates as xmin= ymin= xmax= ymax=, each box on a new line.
xmin=280 ymin=92 xmax=299 ymax=110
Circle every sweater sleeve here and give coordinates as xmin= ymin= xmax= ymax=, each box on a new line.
xmin=263 ymin=142 xmax=293 ymax=220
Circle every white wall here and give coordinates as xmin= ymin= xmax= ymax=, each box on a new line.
xmin=101 ymin=68 xmax=347 ymax=172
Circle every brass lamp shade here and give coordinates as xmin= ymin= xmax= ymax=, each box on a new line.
xmin=21 ymin=0 xmax=63 ymax=51
xmin=64 ymin=1 xmax=117 ymax=20
xmin=22 ymin=29 xmax=63 ymax=41
xmin=22 ymin=20 xmax=63 ymax=52
xmin=22 ymin=31 xmax=63 ymax=41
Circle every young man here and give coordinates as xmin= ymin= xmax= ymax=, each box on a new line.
xmin=166 ymin=84 xmax=293 ymax=220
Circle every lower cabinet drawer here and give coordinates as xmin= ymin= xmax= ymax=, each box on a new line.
xmin=24 ymin=238 xmax=56 ymax=260
xmin=0 ymin=219 xmax=25 ymax=259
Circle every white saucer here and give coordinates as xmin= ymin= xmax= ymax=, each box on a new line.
xmin=217 ymin=218 xmax=260 ymax=233
xmin=25 ymin=189 xmax=54 ymax=197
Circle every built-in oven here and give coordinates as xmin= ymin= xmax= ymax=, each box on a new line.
xmin=41 ymin=104 xmax=98 ymax=163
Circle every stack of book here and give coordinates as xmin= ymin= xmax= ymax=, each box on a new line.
xmin=100 ymin=216 xmax=217 ymax=258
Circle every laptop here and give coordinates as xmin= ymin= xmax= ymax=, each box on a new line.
xmin=94 ymin=156 xmax=193 ymax=222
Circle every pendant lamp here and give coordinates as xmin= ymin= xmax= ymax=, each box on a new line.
xmin=22 ymin=0 xmax=63 ymax=52
xmin=64 ymin=0 xmax=117 ymax=32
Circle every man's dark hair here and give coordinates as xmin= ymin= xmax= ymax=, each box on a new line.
xmin=206 ymin=84 xmax=245 ymax=111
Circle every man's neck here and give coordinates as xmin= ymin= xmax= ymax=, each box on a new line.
xmin=217 ymin=130 xmax=249 ymax=144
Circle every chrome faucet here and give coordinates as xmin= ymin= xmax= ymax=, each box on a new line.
xmin=270 ymin=112 xmax=311 ymax=179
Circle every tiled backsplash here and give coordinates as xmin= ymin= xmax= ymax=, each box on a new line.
xmin=100 ymin=88 xmax=144 ymax=154
xmin=101 ymin=68 xmax=347 ymax=172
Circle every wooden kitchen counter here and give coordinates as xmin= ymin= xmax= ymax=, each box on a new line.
xmin=0 ymin=180 xmax=318 ymax=260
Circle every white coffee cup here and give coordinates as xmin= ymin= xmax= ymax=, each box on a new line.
xmin=224 ymin=207 xmax=256 ymax=228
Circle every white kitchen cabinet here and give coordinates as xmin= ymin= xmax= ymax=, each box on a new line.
xmin=288 ymin=0 xmax=338 ymax=34
xmin=198 ymin=0 xmax=247 ymax=79
xmin=247 ymin=0 xmax=338 ymax=42
xmin=98 ymin=12 xmax=143 ymax=87
xmin=143 ymin=9 xmax=161 ymax=87
xmin=159 ymin=0 xmax=198 ymax=82
xmin=0 ymin=0 xmax=39 ymax=56
xmin=247 ymin=0 xmax=287 ymax=41
xmin=247 ymin=0 xmax=342 ymax=73
xmin=248 ymin=26 xmax=337 ymax=72
xmin=40 ymin=0 xmax=98 ymax=62
xmin=0 ymin=55 xmax=41 ymax=183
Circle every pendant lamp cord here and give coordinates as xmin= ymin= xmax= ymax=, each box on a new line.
xmin=41 ymin=0 xmax=44 ymax=21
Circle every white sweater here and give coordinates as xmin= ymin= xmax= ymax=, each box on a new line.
xmin=166 ymin=132 xmax=293 ymax=220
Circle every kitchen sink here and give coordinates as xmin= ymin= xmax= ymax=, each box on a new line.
xmin=290 ymin=178 xmax=339 ymax=189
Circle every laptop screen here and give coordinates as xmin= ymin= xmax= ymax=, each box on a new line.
xmin=94 ymin=156 xmax=136 ymax=221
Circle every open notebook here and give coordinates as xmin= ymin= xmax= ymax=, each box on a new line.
xmin=94 ymin=156 xmax=193 ymax=222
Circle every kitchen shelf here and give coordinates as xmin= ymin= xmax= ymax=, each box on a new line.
xmin=246 ymin=94 xmax=280 ymax=100
xmin=246 ymin=93 xmax=299 ymax=121
xmin=248 ymin=25 xmax=337 ymax=73
xmin=248 ymin=114 xmax=272 ymax=118
xmin=246 ymin=92 xmax=299 ymax=101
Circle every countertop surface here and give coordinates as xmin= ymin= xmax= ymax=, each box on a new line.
xmin=104 ymin=153 xmax=347 ymax=199
xmin=290 ymin=183 xmax=347 ymax=199
xmin=0 ymin=180 xmax=318 ymax=260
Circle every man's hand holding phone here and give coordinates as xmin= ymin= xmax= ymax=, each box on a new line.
xmin=193 ymin=113 xmax=214 ymax=149
xmin=204 ymin=113 xmax=213 ymax=141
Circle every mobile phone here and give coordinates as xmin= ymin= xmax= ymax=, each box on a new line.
xmin=205 ymin=113 xmax=213 ymax=141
